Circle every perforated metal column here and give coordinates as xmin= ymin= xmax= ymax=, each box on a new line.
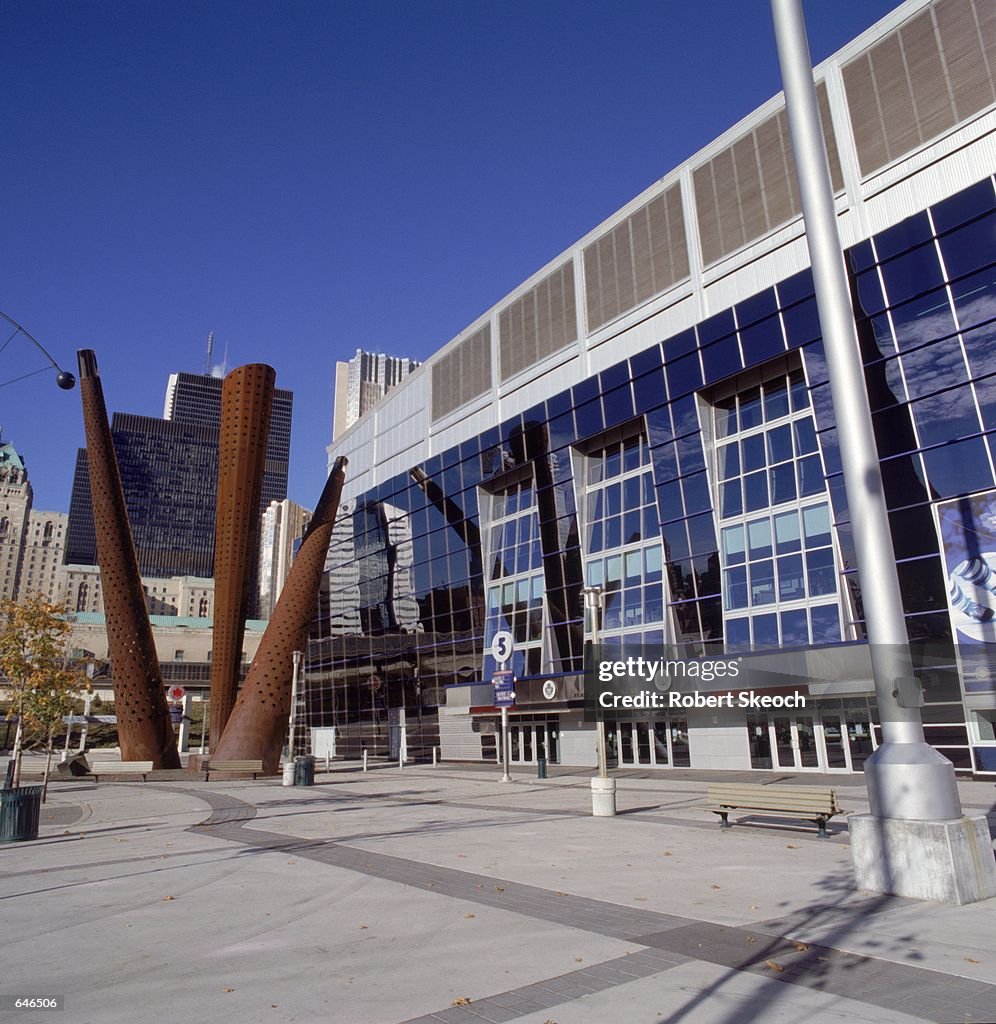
xmin=208 ymin=364 xmax=275 ymax=745
xmin=77 ymin=350 xmax=180 ymax=768
xmin=212 ymin=457 xmax=347 ymax=772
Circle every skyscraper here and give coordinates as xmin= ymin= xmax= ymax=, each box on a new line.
xmin=66 ymin=413 xmax=220 ymax=577
xmin=332 ymin=349 xmax=419 ymax=439
xmin=66 ymin=370 xmax=294 ymax=604
xmin=164 ymin=371 xmax=293 ymax=510
xmin=0 ymin=437 xmax=32 ymax=603
xmin=257 ymin=498 xmax=312 ymax=619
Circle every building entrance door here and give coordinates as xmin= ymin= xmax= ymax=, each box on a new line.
xmin=610 ymin=717 xmax=690 ymax=767
xmin=508 ymin=720 xmax=559 ymax=764
xmin=748 ymin=700 xmax=876 ymax=772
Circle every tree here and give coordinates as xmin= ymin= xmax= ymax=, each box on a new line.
xmin=0 ymin=596 xmax=89 ymax=796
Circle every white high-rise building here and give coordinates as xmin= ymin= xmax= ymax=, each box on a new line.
xmin=332 ymin=349 xmax=419 ymax=440
xmin=258 ymin=499 xmax=312 ymax=619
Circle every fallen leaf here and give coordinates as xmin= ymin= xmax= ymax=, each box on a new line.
xmin=710 ymin=884 xmax=721 ymax=890
xmin=965 ymin=958 xmax=980 ymax=964
xmin=786 ymin=844 xmax=799 ymax=849
xmin=162 ymin=895 xmax=175 ymax=902
xmin=555 ymin=891 xmax=568 ymax=896
xmin=764 ymin=960 xmax=785 ymax=973
xmin=634 ymin=896 xmax=647 ymax=901
xmin=793 ymin=941 xmax=809 ymax=952
xmin=495 ymin=886 xmax=504 ymax=893
xmin=360 ymin=925 xmax=368 ymax=930
xmin=746 ymin=937 xmax=757 ymax=944
xmin=749 ymin=904 xmax=759 ymax=910
xmin=663 ymin=850 xmax=672 ymax=857
xmin=452 ymin=997 xmax=471 ymax=1006
xmin=464 ymin=914 xmax=476 ymax=919
xmin=223 ymin=988 xmax=235 ymax=993
xmin=575 ymin=957 xmax=583 ymax=963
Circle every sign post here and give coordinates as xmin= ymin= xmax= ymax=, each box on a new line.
xmin=491 ymin=631 xmax=515 ymax=783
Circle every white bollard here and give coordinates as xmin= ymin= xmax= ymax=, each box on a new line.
xmin=432 ymin=746 xmax=437 ymax=767
xmin=362 ymin=749 xmax=368 ymax=772
xmin=282 ymin=761 xmax=295 ymax=787
xmin=326 ymin=753 xmax=331 ymax=773
xmin=591 ymin=777 xmax=617 ymax=817
xmin=398 ymin=751 xmax=403 ymax=771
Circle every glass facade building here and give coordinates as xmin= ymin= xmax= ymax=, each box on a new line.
xmin=311 ymin=0 xmax=996 ymax=774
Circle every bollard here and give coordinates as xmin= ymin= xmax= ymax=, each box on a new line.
xmin=432 ymin=746 xmax=437 ymax=767
xmin=399 ymin=751 xmax=403 ymax=771
xmin=537 ymin=756 xmax=547 ymax=780
xmin=326 ymin=753 xmax=331 ymax=773
xmin=362 ymin=749 xmax=368 ymax=772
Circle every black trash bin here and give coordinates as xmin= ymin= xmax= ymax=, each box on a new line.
xmin=294 ymin=755 xmax=315 ymax=787
xmin=0 ymin=785 xmax=43 ymax=843
xmin=537 ymin=757 xmax=547 ymax=780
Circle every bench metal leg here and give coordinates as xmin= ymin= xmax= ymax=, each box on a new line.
xmin=719 ymin=812 xmax=730 ymax=829
xmin=817 ymin=818 xmax=828 ymax=839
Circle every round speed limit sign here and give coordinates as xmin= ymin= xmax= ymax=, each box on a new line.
xmin=491 ymin=631 xmax=514 ymax=664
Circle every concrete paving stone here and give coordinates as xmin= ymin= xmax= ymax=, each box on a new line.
xmin=511 ymin=987 xmax=563 ymax=1008
xmin=459 ymin=999 xmax=523 ymax=1023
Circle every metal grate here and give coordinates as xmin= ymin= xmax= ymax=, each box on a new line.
xmin=583 ymin=182 xmax=688 ymax=332
xmin=843 ymin=0 xmax=996 ymax=178
xmin=431 ymin=324 xmax=493 ymax=421
xmin=694 ymin=82 xmax=843 ymax=267
xmin=498 ymin=261 xmax=577 ymax=382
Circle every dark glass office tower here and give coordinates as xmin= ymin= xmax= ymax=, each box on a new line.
xmin=164 ymin=371 xmax=293 ymax=511
xmin=66 ymin=372 xmax=294 ymax=614
xmin=66 ymin=414 xmax=219 ymax=578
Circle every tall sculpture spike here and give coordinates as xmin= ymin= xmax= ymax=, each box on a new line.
xmin=208 ymin=364 xmax=275 ymax=744
xmin=77 ymin=350 xmax=180 ymax=768
xmin=212 ymin=457 xmax=347 ymax=772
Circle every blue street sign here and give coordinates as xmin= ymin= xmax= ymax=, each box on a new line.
xmin=493 ymin=669 xmax=515 ymax=708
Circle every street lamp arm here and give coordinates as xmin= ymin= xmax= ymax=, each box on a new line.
xmin=0 ymin=310 xmax=76 ymax=390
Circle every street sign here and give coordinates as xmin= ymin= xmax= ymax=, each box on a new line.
xmin=169 ymin=705 xmax=183 ymax=725
xmin=167 ymin=685 xmax=186 ymax=701
xmin=490 ymin=631 xmax=514 ymax=665
xmin=493 ymin=669 xmax=515 ymax=708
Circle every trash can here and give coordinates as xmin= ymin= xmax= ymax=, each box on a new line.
xmin=0 ymin=785 xmax=43 ymax=843
xmin=537 ymin=757 xmax=547 ymax=780
xmin=294 ymin=755 xmax=315 ymax=787
xmin=282 ymin=761 xmax=296 ymax=787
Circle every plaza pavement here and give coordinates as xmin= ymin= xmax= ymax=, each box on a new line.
xmin=2 ymin=759 xmax=995 ymax=1024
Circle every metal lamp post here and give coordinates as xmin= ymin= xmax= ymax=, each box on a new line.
xmin=771 ymin=0 xmax=995 ymax=903
xmin=583 ymin=585 xmax=616 ymax=816
xmin=288 ymin=649 xmax=303 ymax=760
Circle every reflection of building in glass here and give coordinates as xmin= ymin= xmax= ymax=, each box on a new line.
xmin=313 ymin=0 xmax=996 ymax=775
xmin=332 ymin=349 xmax=420 ymax=440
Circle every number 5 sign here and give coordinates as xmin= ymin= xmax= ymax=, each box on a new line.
xmin=491 ymin=631 xmax=514 ymax=665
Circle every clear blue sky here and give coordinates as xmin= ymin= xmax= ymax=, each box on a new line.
xmin=2 ymin=0 xmax=897 ymax=513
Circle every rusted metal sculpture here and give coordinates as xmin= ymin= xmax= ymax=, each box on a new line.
xmin=212 ymin=456 xmax=348 ymax=772
xmin=77 ymin=350 xmax=180 ymax=768
xmin=208 ymin=364 xmax=276 ymax=743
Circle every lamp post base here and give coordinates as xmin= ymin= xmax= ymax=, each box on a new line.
xmin=863 ymin=742 xmax=962 ymax=820
xmin=591 ymin=776 xmax=617 ymax=817
xmin=850 ymin=813 xmax=996 ymax=905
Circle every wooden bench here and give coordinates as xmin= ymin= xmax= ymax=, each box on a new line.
xmin=87 ymin=761 xmax=154 ymax=782
xmin=707 ymin=783 xmax=846 ymax=838
xmin=203 ymin=759 xmax=264 ymax=781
